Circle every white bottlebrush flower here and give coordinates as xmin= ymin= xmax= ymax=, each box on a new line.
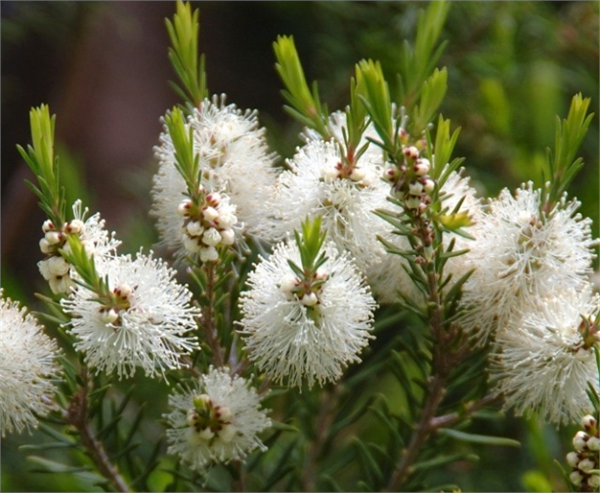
xmin=61 ymin=251 xmax=200 ymax=379
xmin=0 ymin=291 xmax=61 ymax=436
xmin=238 ymin=240 xmax=377 ymax=389
xmin=265 ymin=138 xmax=393 ymax=274
xmin=164 ymin=366 xmax=271 ymax=469
xmin=367 ymin=168 xmax=481 ymax=305
xmin=491 ymin=286 xmax=600 ymax=426
xmin=38 ymin=200 xmax=121 ymax=294
xmin=459 ymin=183 xmax=598 ymax=341
xmin=151 ymin=95 xmax=277 ymax=252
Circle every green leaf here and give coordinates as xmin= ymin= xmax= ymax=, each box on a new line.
xmin=438 ymin=428 xmax=521 ymax=447
xmin=273 ymin=35 xmax=329 ymax=137
xmin=165 ymin=0 xmax=207 ymax=106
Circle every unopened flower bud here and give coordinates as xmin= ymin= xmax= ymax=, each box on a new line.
xmin=414 ymin=158 xmax=430 ymax=176
xmin=177 ymin=199 xmax=193 ymax=216
xmin=100 ymin=308 xmax=119 ymax=324
xmin=115 ymin=283 xmax=132 ymax=300
xmin=186 ymin=221 xmax=204 ymax=237
xmin=200 ymin=246 xmax=219 ymax=263
xmin=45 ymin=231 xmax=62 ymax=245
xmin=202 ymin=206 xmax=219 ymax=222
xmin=350 ymin=167 xmax=366 ymax=182
xmin=206 ymin=192 xmax=222 ymax=206
xmin=587 ymin=436 xmax=600 ymax=451
xmin=220 ymin=229 xmax=235 ymax=246
xmin=280 ymin=275 xmax=298 ymax=295
xmin=578 ymin=458 xmax=595 ymax=473
xmin=403 ymin=146 xmax=419 ymax=161
xmin=566 ymin=451 xmax=580 ymax=467
xmin=48 ymin=256 xmax=70 ymax=276
xmin=302 ymin=292 xmax=318 ymax=307
xmin=422 ymin=178 xmax=435 ymax=194
xmin=405 ymin=196 xmax=421 ymax=210
xmin=217 ymin=211 xmax=237 ymax=229
xmin=66 ymin=219 xmax=85 ymax=234
xmin=50 ymin=275 xmax=73 ymax=295
xmin=202 ymin=228 xmax=222 ymax=246
xmin=42 ymin=219 xmax=55 ymax=233
xmin=198 ymin=427 xmax=214 ymax=441
xmin=219 ymin=423 xmax=236 ymax=442
xmin=569 ymin=470 xmax=584 ymax=487
xmin=39 ymin=238 xmax=53 ymax=254
xmin=588 ymin=474 xmax=600 ymax=489
xmin=322 ymin=166 xmax=339 ymax=183
xmin=573 ymin=431 xmax=589 ymax=451
xmin=183 ymin=236 xmax=202 ymax=253
xmin=408 ymin=181 xmax=423 ymax=196
xmin=581 ymin=414 xmax=597 ymax=431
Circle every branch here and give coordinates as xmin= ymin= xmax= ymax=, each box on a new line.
xmin=67 ymin=370 xmax=130 ymax=493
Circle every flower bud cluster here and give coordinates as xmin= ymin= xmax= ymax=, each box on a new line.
xmin=186 ymin=393 xmax=236 ymax=443
xmin=567 ymin=414 xmax=600 ymax=490
xmin=98 ymin=283 xmax=133 ymax=326
xmin=280 ymin=269 xmax=328 ymax=308
xmin=383 ymin=136 xmax=435 ymax=212
xmin=177 ymin=188 xmax=237 ymax=262
xmin=321 ymin=158 xmax=372 ymax=188
xmin=38 ymin=219 xmax=91 ymax=294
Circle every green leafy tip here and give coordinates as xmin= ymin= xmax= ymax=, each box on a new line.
xmin=273 ymin=35 xmax=329 ymax=137
xmin=166 ymin=0 xmax=208 ymax=107
xmin=164 ymin=106 xmax=200 ymax=195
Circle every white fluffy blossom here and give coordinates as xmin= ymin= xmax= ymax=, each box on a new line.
xmin=491 ymin=286 xmax=600 ymax=425
xmin=164 ymin=366 xmax=271 ymax=469
xmin=61 ymin=252 xmax=200 ymax=379
xmin=265 ymin=138 xmax=392 ymax=274
xmin=460 ymin=183 xmax=598 ymax=341
xmin=367 ymin=168 xmax=481 ymax=304
xmin=0 ymin=292 xmax=61 ymax=436
xmin=239 ymin=240 xmax=377 ymax=389
xmin=151 ymin=95 xmax=277 ymax=252
xmin=38 ymin=200 xmax=120 ymax=294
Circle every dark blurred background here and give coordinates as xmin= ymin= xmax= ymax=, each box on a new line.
xmin=1 ymin=2 xmax=598 ymax=491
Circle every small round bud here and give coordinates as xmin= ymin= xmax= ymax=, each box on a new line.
xmin=202 ymin=206 xmax=219 ymax=222
xmin=405 ymin=196 xmax=421 ymax=210
xmin=280 ymin=275 xmax=298 ymax=295
xmin=177 ymin=199 xmax=193 ymax=216
xmin=217 ymin=211 xmax=237 ymax=229
xmin=186 ymin=221 xmax=204 ymax=237
xmin=587 ymin=436 xmax=600 ymax=451
xmin=198 ymin=427 xmax=214 ymax=441
xmin=302 ymin=292 xmax=318 ymax=307
xmin=578 ymin=458 xmax=595 ymax=473
xmin=588 ymin=474 xmax=600 ymax=489
xmin=581 ymin=414 xmax=597 ymax=431
xmin=202 ymin=228 xmax=222 ymax=247
xmin=100 ymin=308 xmax=119 ymax=324
xmin=566 ymin=451 xmax=580 ymax=467
xmin=219 ymin=423 xmax=236 ymax=442
xmin=350 ymin=167 xmax=366 ymax=182
xmin=422 ymin=178 xmax=435 ymax=194
xmin=39 ymin=238 xmax=53 ymax=254
xmin=48 ymin=256 xmax=70 ymax=276
xmin=219 ymin=229 xmax=235 ymax=246
xmin=200 ymin=246 xmax=219 ymax=263
xmin=115 ymin=283 xmax=132 ymax=299
xmin=573 ymin=431 xmax=589 ymax=452
xmin=219 ymin=406 xmax=233 ymax=423
xmin=44 ymin=231 xmax=62 ymax=246
xmin=403 ymin=146 xmax=419 ymax=161
xmin=206 ymin=192 xmax=222 ymax=206
xmin=569 ymin=470 xmax=584 ymax=487
xmin=50 ymin=275 xmax=73 ymax=295
xmin=414 ymin=158 xmax=430 ymax=176
xmin=66 ymin=219 xmax=85 ymax=234
xmin=183 ymin=236 xmax=202 ymax=253
xmin=408 ymin=181 xmax=423 ymax=196
xmin=322 ymin=166 xmax=339 ymax=183
xmin=42 ymin=220 xmax=55 ymax=233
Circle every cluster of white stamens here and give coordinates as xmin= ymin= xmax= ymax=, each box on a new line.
xmin=178 ymin=189 xmax=237 ymax=262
